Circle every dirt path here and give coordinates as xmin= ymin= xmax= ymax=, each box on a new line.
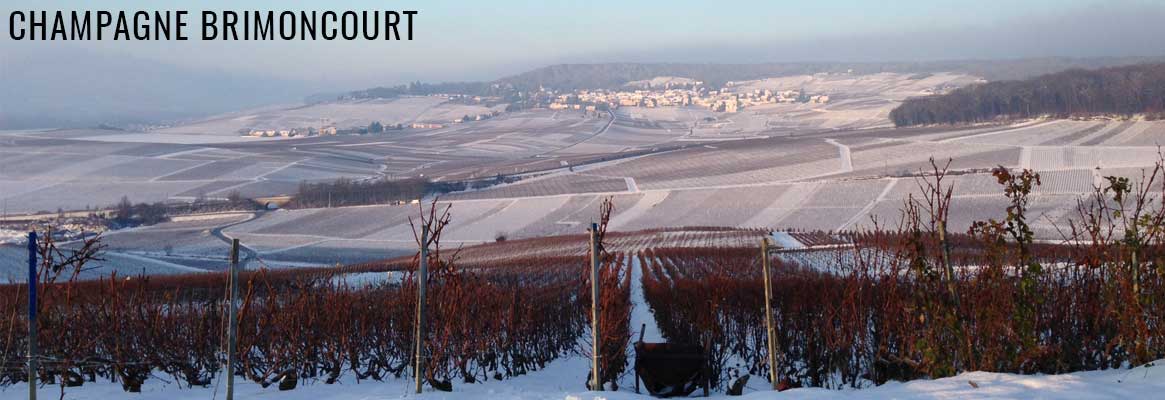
xmin=824 ymin=138 xmax=853 ymax=173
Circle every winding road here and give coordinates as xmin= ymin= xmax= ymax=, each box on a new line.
xmin=208 ymin=211 xmax=265 ymax=268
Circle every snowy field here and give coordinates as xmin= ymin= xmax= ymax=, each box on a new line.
xmin=0 ymin=229 xmax=23 ymax=245
xmin=9 ymin=116 xmax=1155 ymax=272
xmin=724 ymin=72 xmax=984 ymax=132
xmin=5 ymin=72 xmax=1165 ymax=273
xmin=0 ymin=109 xmax=610 ymax=213
xmin=145 ymin=97 xmax=502 ymax=141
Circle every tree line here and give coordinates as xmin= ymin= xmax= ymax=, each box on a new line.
xmin=110 ymin=192 xmax=260 ymax=228
xmin=112 ymin=196 xmax=170 ymax=227
xmin=343 ymin=81 xmax=502 ymax=100
xmin=890 ymin=63 xmax=1165 ymax=126
xmin=290 ymin=178 xmax=428 ymax=208
xmin=289 ymin=176 xmax=512 ymax=208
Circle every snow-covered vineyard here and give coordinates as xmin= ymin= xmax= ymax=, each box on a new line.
xmin=6 ymin=116 xmax=1158 ymax=278
xmin=4 ymin=67 xmax=1165 ymax=278
xmin=4 ymin=118 xmax=1165 ymax=399
xmin=4 ymin=60 xmax=1165 ymax=400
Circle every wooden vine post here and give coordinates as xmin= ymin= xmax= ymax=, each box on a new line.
xmin=760 ymin=237 xmax=779 ymax=390
xmin=589 ymin=222 xmax=602 ymax=391
xmin=226 ymin=238 xmax=240 ymax=400
xmin=414 ymin=225 xmax=430 ymax=394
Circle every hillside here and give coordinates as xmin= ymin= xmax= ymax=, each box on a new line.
xmin=338 ymin=57 xmax=1165 ymax=99
xmin=890 ymin=63 xmax=1165 ymax=126
xmin=494 ymin=63 xmax=851 ymax=91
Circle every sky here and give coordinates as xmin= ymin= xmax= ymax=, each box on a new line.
xmin=4 ymin=0 xmax=1161 ymax=85
xmin=2 ymin=0 xmax=1164 ymax=128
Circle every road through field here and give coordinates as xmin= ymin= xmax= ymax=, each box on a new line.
xmin=539 ymin=110 xmax=617 ymax=155
xmin=839 ymin=178 xmax=897 ymax=230
xmin=824 ymin=138 xmax=853 ymax=173
xmin=210 ymin=211 xmax=263 ymax=268
xmin=624 ymin=177 xmax=640 ymax=192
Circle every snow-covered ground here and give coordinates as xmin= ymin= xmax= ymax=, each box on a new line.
xmin=0 ymin=229 xmax=25 ymax=245
xmin=628 ymin=253 xmax=664 ymax=343
xmin=769 ymin=231 xmax=806 ymax=250
xmin=7 ymin=356 xmax=1162 ymax=400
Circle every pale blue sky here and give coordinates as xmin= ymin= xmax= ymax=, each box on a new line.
xmin=3 ymin=0 xmax=1164 ymax=87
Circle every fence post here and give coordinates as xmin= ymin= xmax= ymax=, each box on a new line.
xmin=635 ymin=323 xmax=645 ymax=394
xmin=937 ymin=220 xmax=957 ymax=299
xmin=226 ymin=239 xmax=240 ymax=400
xmin=27 ymin=231 xmax=37 ymax=400
xmin=761 ymin=238 xmax=779 ymax=390
xmin=589 ymin=223 xmax=601 ymax=391
xmin=414 ymin=225 xmax=429 ymax=394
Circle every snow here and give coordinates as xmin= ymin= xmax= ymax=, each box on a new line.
xmin=332 ymin=271 xmax=405 ymax=287
xmin=769 ymin=232 xmax=806 ymax=250
xmin=10 ymin=356 xmax=1164 ymax=400
xmin=607 ymin=191 xmax=669 ymax=231
xmin=0 ymin=229 xmax=25 ymax=245
xmin=628 ymin=254 xmax=663 ymax=343
xmin=71 ymin=133 xmax=263 ymax=144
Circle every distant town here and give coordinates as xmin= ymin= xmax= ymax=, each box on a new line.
xmin=553 ymin=81 xmax=829 ymax=114
xmin=240 ymin=78 xmax=837 ymax=138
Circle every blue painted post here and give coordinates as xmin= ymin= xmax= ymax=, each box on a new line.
xmin=27 ymin=231 xmax=37 ymax=400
